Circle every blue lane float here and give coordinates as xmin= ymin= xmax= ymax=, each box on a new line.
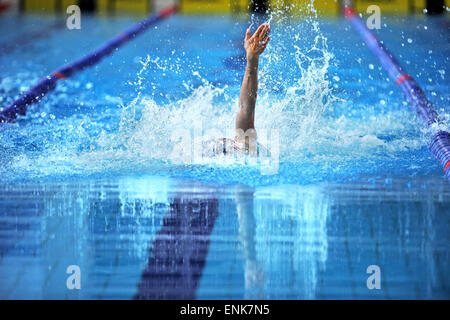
xmin=344 ymin=6 xmax=450 ymax=181
xmin=0 ymin=4 xmax=177 ymax=123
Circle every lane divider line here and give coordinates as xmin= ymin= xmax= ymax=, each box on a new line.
xmin=344 ymin=5 xmax=450 ymax=181
xmin=396 ymin=74 xmax=412 ymax=86
xmin=52 ymin=71 xmax=66 ymax=80
xmin=0 ymin=4 xmax=177 ymax=123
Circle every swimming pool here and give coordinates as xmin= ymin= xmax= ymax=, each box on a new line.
xmin=0 ymin=11 xmax=449 ymax=299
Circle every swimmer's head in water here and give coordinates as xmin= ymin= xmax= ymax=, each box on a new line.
xmin=202 ymin=137 xmax=269 ymax=158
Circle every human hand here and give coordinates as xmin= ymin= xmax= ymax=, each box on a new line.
xmin=244 ymin=23 xmax=271 ymax=60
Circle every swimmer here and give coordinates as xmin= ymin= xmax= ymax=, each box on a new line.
xmin=206 ymin=23 xmax=271 ymax=157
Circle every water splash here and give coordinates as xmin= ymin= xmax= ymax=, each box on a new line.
xmin=0 ymin=4 xmax=444 ymax=184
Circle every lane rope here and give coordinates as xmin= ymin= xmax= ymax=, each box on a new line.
xmin=0 ymin=4 xmax=177 ymax=123
xmin=344 ymin=5 xmax=450 ymax=180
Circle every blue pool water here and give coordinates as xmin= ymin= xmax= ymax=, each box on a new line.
xmin=0 ymin=10 xmax=449 ymax=299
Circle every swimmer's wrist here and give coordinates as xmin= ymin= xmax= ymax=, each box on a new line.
xmin=246 ymin=53 xmax=260 ymax=63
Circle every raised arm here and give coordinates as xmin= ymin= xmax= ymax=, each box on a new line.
xmin=235 ymin=24 xmax=270 ymax=134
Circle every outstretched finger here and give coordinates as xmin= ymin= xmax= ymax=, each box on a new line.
xmin=254 ymin=24 xmax=267 ymax=38
xmin=261 ymin=27 xmax=270 ymax=41
xmin=245 ymin=28 xmax=251 ymax=40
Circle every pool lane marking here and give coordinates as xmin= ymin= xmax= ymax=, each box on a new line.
xmin=345 ymin=4 xmax=450 ymax=181
xmin=396 ymin=74 xmax=412 ymax=86
xmin=159 ymin=5 xmax=176 ymax=18
xmin=134 ymin=197 xmax=220 ymax=300
xmin=344 ymin=6 xmax=356 ymax=17
xmin=53 ymin=71 xmax=66 ymax=80
xmin=0 ymin=4 xmax=178 ymax=123
xmin=119 ymin=32 xmax=130 ymax=42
